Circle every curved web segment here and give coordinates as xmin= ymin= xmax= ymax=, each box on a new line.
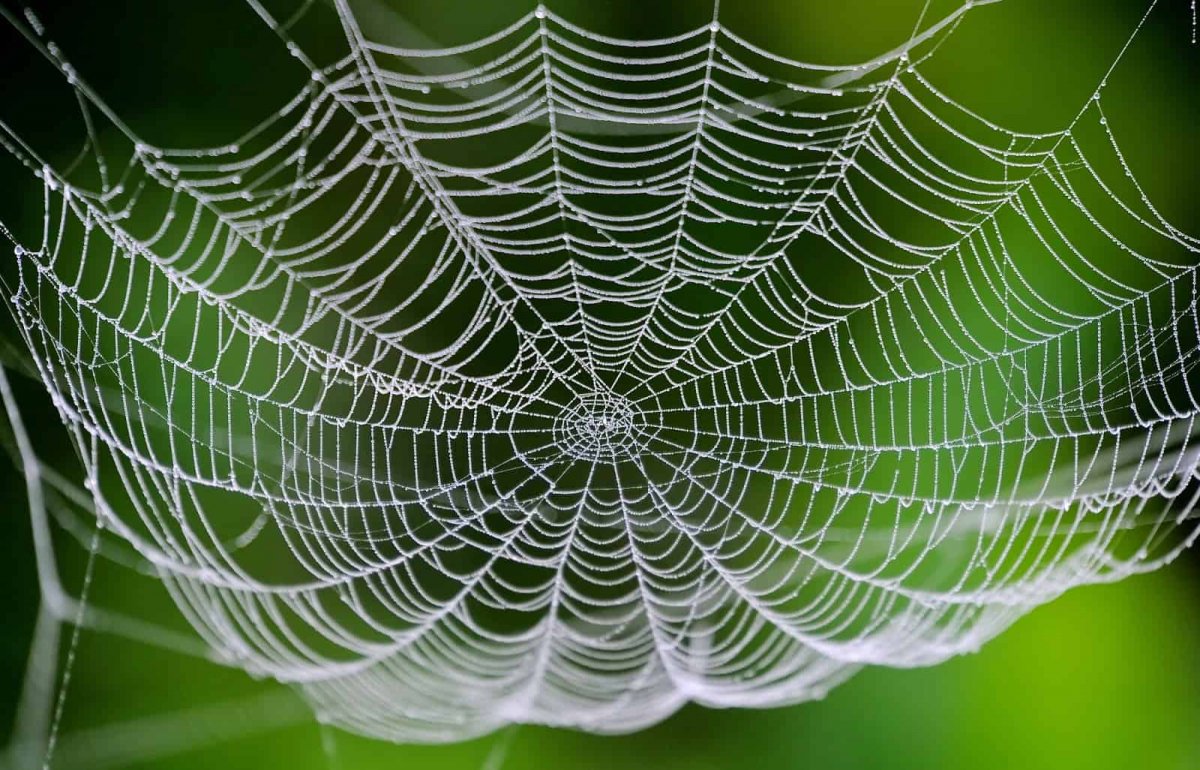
xmin=1 ymin=0 xmax=1198 ymax=742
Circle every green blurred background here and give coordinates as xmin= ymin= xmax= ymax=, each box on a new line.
xmin=1 ymin=0 xmax=1198 ymax=768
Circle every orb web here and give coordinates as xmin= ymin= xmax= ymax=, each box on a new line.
xmin=0 ymin=0 xmax=1198 ymax=748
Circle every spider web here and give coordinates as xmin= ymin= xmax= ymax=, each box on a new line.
xmin=0 ymin=0 xmax=1199 ymax=749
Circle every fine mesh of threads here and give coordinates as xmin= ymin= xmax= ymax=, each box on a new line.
xmin=1 ymin=0 xmax=1199 ymax=744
